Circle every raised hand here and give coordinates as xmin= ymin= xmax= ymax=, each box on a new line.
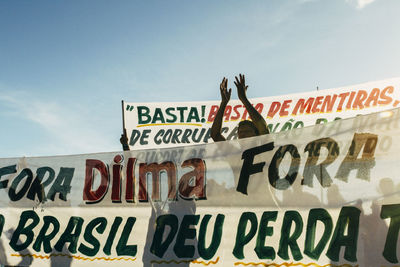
xmin=211 ymin=77 xmax=232 ymax=142
xmin=234 ymin=74 xmax=248 ymax=102
xmin=234 ymin=74 xmax=269 ymax=135
xmin=220 ymin=77 xmax=232 ymax=104
xmin=120 ymin=128 xmax=130 ymax=150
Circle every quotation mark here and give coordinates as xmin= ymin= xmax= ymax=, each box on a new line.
xmin=126 ymin=105 xmax=134 ymax=111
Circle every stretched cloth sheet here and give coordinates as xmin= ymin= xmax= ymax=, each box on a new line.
xmin=1 ymin=108 xmax=400 ymax=266
xmin=123 ymin=77 xmax=400 ymax=149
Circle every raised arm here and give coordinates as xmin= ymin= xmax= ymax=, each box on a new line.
xmin=211 ymin=77 xmax=231 ymax=142
xmin=120 ymin=128 xmax=130 ymax=151
xmin=235 ymin=74 xmax=269 ymax=135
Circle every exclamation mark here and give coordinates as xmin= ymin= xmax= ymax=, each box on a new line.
xmin=201 ymin=105 xmax=206 ymax=123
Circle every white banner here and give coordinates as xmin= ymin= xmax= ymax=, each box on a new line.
xmin=1 ymin=107 xmax=400 ymax=266
xmin=123 ymin=77 xmax=400 ymax=149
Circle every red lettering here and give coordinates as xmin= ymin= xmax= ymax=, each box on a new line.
xmin=255 ymin=103 xmax=263 ymax=114
xmin=231 ymin=105 xmax=242 ymax=120
xmin=224 ymin=105 xmax=232 ymax=121
xmin=379 ymin=86 xmax=394 ymax=105
xmin=125 ymin=158 xmax=136 ymax=202
xmin=207 ymin=105 xmax=219 ymax=122
xmin=179 ymin=158 xmax=206 ymax=199
xmin=267 ymin=101 xmax=281 ymax=118
xmin=111 ymin=155 xmax=123 ymax=202
xmin=352 ymin=90 xmax=368 ymax=109
xmin=292 ymin=98 xmax=314 ymax=115
xmin=311 ymin=96 xmax=324 ymax=113
xmin=364 ymin=88 xmax=380 ymax=107
xmin=242 ymin=109 xmax=248 ymax=120
xmin=83 ymin=157 xmax=207 ymax=204
xmin=83 ymin=159 xmax=109 ymax=203
xmin=279 ymin=100 xmax=292 ymax=117
xmin=321 ymin=94 xmax=337 ymax=113
xmin=139 ymin=162 xmax=177 ymax=202
xmin=345 ymin=91 xmax=356 ymax=109
xmin=337 ymin=92 xmax=350 ymax=111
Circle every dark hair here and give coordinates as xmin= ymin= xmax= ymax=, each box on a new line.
xmin=238 ymin=120 xmax=259 ymax=135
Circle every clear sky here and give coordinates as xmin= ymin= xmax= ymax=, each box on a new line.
xmin=1 ymin=0 xmax=400 ymax=157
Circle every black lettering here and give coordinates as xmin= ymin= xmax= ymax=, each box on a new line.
xmin=268 ymin=145 xmax=300 ymax=190
xmin=181 ymin=129 xmax=192 ymax=143
xmin=335 ymin=133 xmax=377 ymax=182
xmin=9 ymin=168 xmax=33 ymax=201
xmin=171 ymin=129 xmax=183 ymax=144
xmin=27 ymin=167 xmax=55 ymax=202
xmin=302 ymin=138 xmax=339 ymax=187
xmin=47 ymin=167 xmax=74 ymax=201
xmin=0 ymin=165 xmax=16 ymax=189
xmin=237 ymin=142 xmax=274 ymax=194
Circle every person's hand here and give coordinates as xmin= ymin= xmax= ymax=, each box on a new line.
xmin=220 ymin=77 xmax=231 ymax=104
xmin=120 ymin=129 xmax=129 ymax=146
xmin=235 ymin=74 xmax=248 ymax=102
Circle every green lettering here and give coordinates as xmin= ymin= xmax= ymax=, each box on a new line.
xmin=187 ymin=107 xmax=200 ymax=123
xmin=54 ymin=216 xmax=84 ymax=253
xmin=166 ymin=107 xmax=177 ymax=123
xmin=326 ymin=206 xmax=360 ymax=262
xmin=381 ymin=204 xmax=400 ymax=263
xmin=304 ymin=208 xmax=333 ymax=260
xmin=176 ymin=107 xmax=188 ymax=122
xmin=33 ymin=216 xmax=60 ymax=253
xmin=138 ymin=106 xmax=151 ymax=124
xmin=233 ymin=212 xmax=258 ymax=259
xmin=103 ymin=217 xmax=122 ymax=255
xmin=0 ymin=214 xmax=4 ymax=237
xmin=255 ymin=211 xmax=277 ymax=260
xmin=150 ymin=214 xmax=178 ymax=258
xmin=198 ymin=214 xmax=224 ymax=260
xmin=174 ymin=215 xmax=200 ymax=258
xmin=278 ymin=211 xmax=303 ymax=261
xmin=151 ymin=108 xmax=166 ymax=124
xmin=78 ymin=217 xmax=107 ymax=256
xmin=116 ymin=217 xmax=137 ymax=257
xmin=10 ymin=210 xmax=39 ymax=251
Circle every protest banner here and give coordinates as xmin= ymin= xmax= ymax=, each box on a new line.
xmin=123 ymin=77 xmax=400 ymax=149
xmin=1 ymin=107 xmax=400 ymax=266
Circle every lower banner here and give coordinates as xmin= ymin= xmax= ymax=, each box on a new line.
xmin=1 ymin=108 xmax=400 ymax=266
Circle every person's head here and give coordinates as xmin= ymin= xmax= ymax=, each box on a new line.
xmin=238 ymin=120 xmax=259 ymax=139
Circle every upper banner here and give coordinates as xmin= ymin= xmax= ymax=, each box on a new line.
xmin=1 ymin=107 xmax=400 ymax=266
xmin=123 ymin=77 xmax=400 ymax=149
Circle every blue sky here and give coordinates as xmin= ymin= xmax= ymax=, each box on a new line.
xmin=1 ymin=0 xmax=399 ymax=157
